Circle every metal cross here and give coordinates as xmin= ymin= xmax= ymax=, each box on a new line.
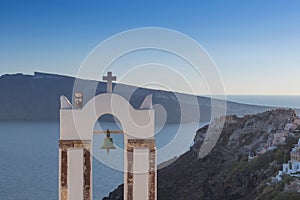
xmin=103 ymin=71 xmax=117 ymax=93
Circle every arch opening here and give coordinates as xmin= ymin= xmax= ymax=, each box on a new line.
xmin=92 ymin=114 xmax=124 ymax=199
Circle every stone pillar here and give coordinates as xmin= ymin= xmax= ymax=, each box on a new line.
xmin=60 ymin=149 xmax=68 ymax=200
xmin=59 ymin=140 xmax=92 ymax=200
xmin=126 ymin=139 xmax=156 ymax=200
xmin=83 ymin=148 xmax=91 ymax=200
xmin=126 ymin=147 xmax=134 ymax=200
xmin=148 ymin=146 xmax=156 ymax=200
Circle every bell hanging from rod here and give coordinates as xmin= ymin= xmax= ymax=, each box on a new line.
xmin=100 ymin=129 xmax=116 ymax=155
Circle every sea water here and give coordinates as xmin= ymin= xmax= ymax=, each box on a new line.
xmin=226 ymin=95 xmax=300 ymax=109
xmin=1 ymin=95 xmax=299 ymax=199
xmin=0 ymin=121 xmax=203 ymax=199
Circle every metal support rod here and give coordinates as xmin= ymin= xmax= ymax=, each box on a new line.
xmin=93 ymin=130 xmax=124 ymax=134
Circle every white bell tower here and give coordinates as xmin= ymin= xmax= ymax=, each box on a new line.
xmin=59 ymin=72 xmax=157 ymax=200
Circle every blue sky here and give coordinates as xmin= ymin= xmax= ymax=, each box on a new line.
xmin=0 ymin=0 xmax=299 ymax=95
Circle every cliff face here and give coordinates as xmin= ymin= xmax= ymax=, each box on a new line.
xmin=104 ymin=109 xmax=300 ymax=200
xmin=0 ymin=72 xmax=277 ymax=122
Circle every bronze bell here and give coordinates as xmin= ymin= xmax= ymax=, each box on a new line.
xmin=100 ymin=129 xmax=116 ymax=154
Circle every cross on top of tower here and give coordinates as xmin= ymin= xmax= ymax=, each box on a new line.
xmin=103 ymin=71 xmax=117 ymax=93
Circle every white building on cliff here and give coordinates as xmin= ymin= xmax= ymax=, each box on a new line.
xmin=276 ymin=139 xmax=300 ymax=181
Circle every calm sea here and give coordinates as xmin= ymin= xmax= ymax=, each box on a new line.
xmin=1 ymin=95 xmax=299 ymax=199
xmin=0 ymin=121 xmax=202 ymax=200
xmin=226 ymin=95 xmax=300 ymax=109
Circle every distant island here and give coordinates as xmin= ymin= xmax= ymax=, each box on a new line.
xmin=0 ymin=72 xmax=289 ymax=122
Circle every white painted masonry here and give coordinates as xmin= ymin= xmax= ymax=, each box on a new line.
xmin=68 ymin=149 xmax=84 ymax=200
xmin=59 ymin=93 xmax=156 ymax=200
xmin=133 ymin=148 xmax=149 ymax=199
xmin=60 ymin=93 xmax=154 ymax=141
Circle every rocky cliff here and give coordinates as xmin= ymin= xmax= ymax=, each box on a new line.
xmin=104 ymin=109 xmax=300 ymax=200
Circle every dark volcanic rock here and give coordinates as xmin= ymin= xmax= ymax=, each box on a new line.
xmin=104 ymin=109 xmax=299 ymax=200
xmin=103 ymin=184 xmax=124 ymax=200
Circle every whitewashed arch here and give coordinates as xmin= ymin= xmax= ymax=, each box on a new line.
xmin=60 ymin=93 xmax=154 ymax=140
xmin=59 ymin=93 xmax=156 ymax=200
